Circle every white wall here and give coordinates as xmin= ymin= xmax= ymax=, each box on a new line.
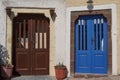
xmin=0 ymin=0 xmax=66 ymax=66
xmin=0 ymin=1 xmax=6 ymax=46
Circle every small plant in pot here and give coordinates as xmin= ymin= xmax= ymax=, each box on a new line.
xmin=0 ymin=44 xmax=14 ymax=79
xmin=54 ymin=62 xmax=67 ymax=80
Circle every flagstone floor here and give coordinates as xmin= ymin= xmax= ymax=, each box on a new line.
xmin=68 ymin=76 xmax=120 ymax=80
xmin=10 ymin=75 xmax=120 ymax=80
xmin=11 ymin=76 xmax=56 ymax=80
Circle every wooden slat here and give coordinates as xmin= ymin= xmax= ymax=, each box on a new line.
xmin=32 ymin=19 xmax=35 ymax=49
xmin=42 ymin=19 xmax=44 ymax=49
xmin=28 ymin=19 xmax=32 ymax=50
xmin=44 ymin=20 xmax=47 ymax=49
xmin=23 ymin=20 xmax=26 ymax=49
xmin=38 ymin=19 xmax=40 ymax=49
xmin=16 ymin=23 xmax=18 ymax=48
xmin=46 ymin=19 xmax=49 ymax=50
xmin=26 ymin=20 xmax=28 ymax=49
xmin=19 ymin=23 xmax=22 ymax=48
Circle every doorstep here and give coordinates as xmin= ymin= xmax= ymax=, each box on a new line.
xmin=11 ymin=76 xmax=56 ymax=80
xmin=11 ymin=75 xmax=120 ymax=80
xmin=67 ymin=75 xmax=120 ymax=80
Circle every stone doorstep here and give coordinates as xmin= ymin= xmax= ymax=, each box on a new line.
xmin=67 ymin=76 xmax=120 ymax=80
xmin=11 ymin=76 xmax=56 ymax=80
xmin=11 ymin=75 xmax=120 ymax=80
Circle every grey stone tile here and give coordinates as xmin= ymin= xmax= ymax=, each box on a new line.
xmin=11 ymin=76 xmax=120 ymax=80
xmin=11 ymin=76 xmax=56 ymax=80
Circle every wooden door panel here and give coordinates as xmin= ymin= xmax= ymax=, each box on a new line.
xmin=16 ymin=51 xmax=31 ymax=75
xmin=35 ymin=52 xmax=48 ymax=69
xmin=13 ymin=13 xmax=50 ymax=75
xmin=33 ymin=52 xmax=49 ymax=75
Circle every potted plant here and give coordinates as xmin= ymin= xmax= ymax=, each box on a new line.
xmin=0 ymin=44 xmax=14 ymax=79
xmin=54 ymin=62 xmax=67 ymax=80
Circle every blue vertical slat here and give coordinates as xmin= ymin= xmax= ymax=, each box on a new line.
xmin=103 ymin=18 xmax=107 ymax=53
xmin=99 ymin=18 xmax=102 ymax=51
xmin=90 ymin=17 xmax=94 ymax=50
xmin=80 ymin=18 xmax=82 ymax=50
xmin=103 ymin=17 xmax=107 ymax=73
xmin=75 ymin=20 xmax=79 ymax=50
xmin=86 ymin=16 xmax=91 ymax=72
xmin=90 ymin=16 xmax=95 ymax=73
xmin=82 ymin=19 xmax=84 ymax=50
xmin=93 ymin=18 xmax=95 ymax=50
xmin=83 ymin=17 xmax=86 ymax=50
xmin=87 ymin=16 xmax=91 ymax=51
xmin=75 ymin=20 xmax=78 ymax=72
xmin=86 ymin=16 xmax=92 ymax=72
xmin=96 ymin=18 xmax=98 ymax=50
xmin=85 ymin=18 xmax=88 ymax=50
xmin=94 ymin=18 xmax=96 ymax=50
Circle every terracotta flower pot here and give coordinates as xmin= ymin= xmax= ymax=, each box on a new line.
xmin=1 ymin=65 xmax=14 ymax=78
xmin=54 ymin=65 xmax=67 ymax=80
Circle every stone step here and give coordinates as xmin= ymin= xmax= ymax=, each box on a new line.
xmin=11 ymin=76 xmax=120 ymax=80
xmin=11 ymin=76 xmax=56 ymax=80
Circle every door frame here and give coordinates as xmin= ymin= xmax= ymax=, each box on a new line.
xmin=74 ymin=14 xmax=108 ymax=74
xmin=72 ymin=10 xmax=110 ymax=76
xmin=6 ymin=8 xmax=56 ymax=76
xmin=66 ymin=4 xmax=117 ymax=76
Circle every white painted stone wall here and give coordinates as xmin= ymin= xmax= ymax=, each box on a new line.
xmin=0 ymin=0 xmax=6 ymax=46
xmin=0 ymin=0 xmax=66 ymax=75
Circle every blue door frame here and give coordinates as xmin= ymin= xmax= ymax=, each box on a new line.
xmin=75 ymin=15 xmax=107 ymax=74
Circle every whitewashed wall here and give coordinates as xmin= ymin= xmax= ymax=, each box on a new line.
xmin=0 ymin=1 xmax=6 ymax=46
xmin=0 ymin=0 xmax=66 ymax=68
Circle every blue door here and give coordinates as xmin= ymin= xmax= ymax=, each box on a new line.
xmin=75 ymin=15 xmax=107 ymax=74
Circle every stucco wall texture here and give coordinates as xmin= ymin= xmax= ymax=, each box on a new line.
xmin=66 ymin=0 xmax=120 ymax=74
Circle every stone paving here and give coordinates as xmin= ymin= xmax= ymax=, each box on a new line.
xmin=67 ymin=76 xmax=120 ymax=80
xmin=11 ymin=76 xmax=56 ymax=80
xmin=10 ymin=76 xmax=120 ymax=80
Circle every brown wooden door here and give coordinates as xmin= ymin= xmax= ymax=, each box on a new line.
xmin=13 ymin=13 xmax=50 ymax=75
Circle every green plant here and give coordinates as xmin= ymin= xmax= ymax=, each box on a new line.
xmin=5 ymin=52 xmax=12 ymax=67
xmin=55 ymin=62 xmax=65 ymax=69
xmin=0 ymin=44 xmax=7 ymax=66
xmin=0 ymin=44 xmax=12 ymax=67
